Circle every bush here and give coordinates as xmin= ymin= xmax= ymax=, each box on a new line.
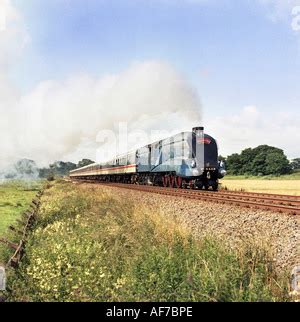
xmin=226 ymin=145 xmax=292 ymax=176
xmin=47 ymin=175 xmax=55 ymax=182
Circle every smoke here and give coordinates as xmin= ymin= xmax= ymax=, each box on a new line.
xmin=0 ymin=1 xmax=202 ymax=168
xmin=13 ymin=61 xmax=201 ymax=166
xmin=0 ymin=159 xmax=39 ymax=182
xmin=2 ymin=63 xmax=202 ymax=167
xmin=0 ymin=4 xmax=202 ymax=169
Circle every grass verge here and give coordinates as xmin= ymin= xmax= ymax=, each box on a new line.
xmin=7 ymin=181 xmax=290 ymax=302
xmin=0 ymin=180 xmax=42 ymax=262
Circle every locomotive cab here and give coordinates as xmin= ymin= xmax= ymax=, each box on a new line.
xmin=191 ymin=127 xmax=225 ymax=190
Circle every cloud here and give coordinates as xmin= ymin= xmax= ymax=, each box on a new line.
xmin=208 ymin=106 xmax=300 ymax=159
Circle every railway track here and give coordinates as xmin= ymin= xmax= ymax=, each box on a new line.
xmin=78 ymin=181 xmax=300 ymax=216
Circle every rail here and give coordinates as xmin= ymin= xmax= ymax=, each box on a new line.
xmin=81 ymin=181 xmax=300 ymax=216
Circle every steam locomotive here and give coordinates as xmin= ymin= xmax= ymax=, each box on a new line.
xmin=70 ymin=127 xmax=226 ymax=190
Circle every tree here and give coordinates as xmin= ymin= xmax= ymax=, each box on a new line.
xmin=226 ymin=153 xmax=242 ymax=175
xmin=265 ymin=152 xmax=292 ymax=175
xmin=14 ymin=159 xmax=38 ymax=176
xmin=77 ymin=159 xmax=94 ymax=168
xmin=240 ymin=148 xmax=255 ymax=174
xmin=226 ymin=145 xmax=291 ymax=176
xmin=291 ymin=158 xmax=300 ymax=170
xmin=5 ymin=159 xmax=39 ymax=179
xmin=39 ymin=161 xmax=77 ymax=178
xmin=51 ymin=161 xmax=77 ymax=176
xmin=250 ymin=152 xmax=266 ymax=176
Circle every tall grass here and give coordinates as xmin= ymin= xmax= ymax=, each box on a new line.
xmin=7 ymin=181 xmax=289 ymax=302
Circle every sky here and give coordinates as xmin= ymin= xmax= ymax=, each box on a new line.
xmin=0 ymin=0 xmax=300 ymax=167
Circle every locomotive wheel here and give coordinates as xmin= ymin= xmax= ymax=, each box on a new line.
xmin=169 ymin=176 xmax=175 ymax=188
xmin=212 ymin=182 xmax=219 ymax=191
xmin=175 ymin=176 xmax=182 ymax=188
xmin=162 ymin=176 xmax=169 ymax=187
xmin=189 ymin=180 xmax=195 ymax=189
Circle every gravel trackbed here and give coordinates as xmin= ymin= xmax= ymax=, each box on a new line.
xmin=88 ymin=184 xmax=300 ymax=273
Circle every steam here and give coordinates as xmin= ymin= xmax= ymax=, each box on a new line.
xmin=1 ymin=61 xmax=202 ymax=168
xmin=0 ymin=159 xmax=39 ymax=182
xmin=0 ymin=1 xmax=202 ymax=168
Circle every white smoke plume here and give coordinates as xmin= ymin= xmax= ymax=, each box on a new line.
xmin=0 ymin=159 xmax=39 ymax=181
xmin=17 ymin=62 xmax=202 ymax=165
xmin=0 ymin=2 xmax=202 ymax=168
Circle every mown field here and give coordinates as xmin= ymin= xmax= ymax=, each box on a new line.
xmin=6 ymin=180 xmax=291 ymax=302
xmin=221 ymin=173 xmax=300 ymax=195
xmin=0 ymin=181 xmax=41 ymax=262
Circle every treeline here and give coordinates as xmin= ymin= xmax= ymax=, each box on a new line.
xmin=39 ymin=159 xmax=94 ymax=179
xmin=220 ymin=145 xmax=299 ymax=176
xmin=2 ymin=158 xmax=95 ymax=180
xmin=4 ymin=145 xmax=299 ymax=179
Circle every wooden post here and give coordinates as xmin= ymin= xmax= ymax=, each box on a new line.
xmin=0 ymin=265 xmax=6 ymax=291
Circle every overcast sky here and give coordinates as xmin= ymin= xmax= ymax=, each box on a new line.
xmin=0 ymin=0 xmax=299 ymax=166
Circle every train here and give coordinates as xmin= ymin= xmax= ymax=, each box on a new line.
xmin=70 ymin=127 xmax=226 ymax=190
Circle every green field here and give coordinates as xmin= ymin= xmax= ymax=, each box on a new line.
xmin=7 ymin=181 xmax=290 ymax=302
xmin=0 ymin=181 xmax=41 ymax=262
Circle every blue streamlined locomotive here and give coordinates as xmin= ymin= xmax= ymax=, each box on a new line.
xmin=70 ymin=127 xmax=226 ymax=190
